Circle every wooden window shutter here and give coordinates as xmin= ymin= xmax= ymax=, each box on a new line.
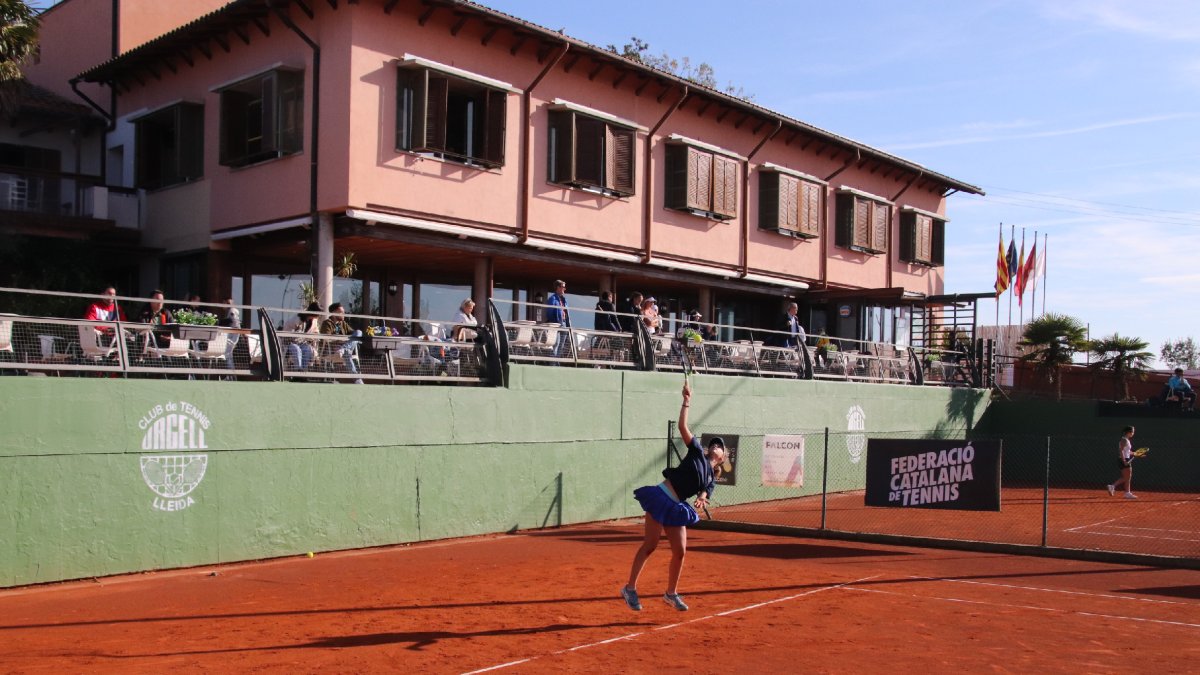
xmin=798 ymin=180 xmax=821 ymax=236
xmin=931 ymin=219 xmax=945 ymax=266
xmin=899 ymin=211 xmax=916 ymax=262
xmin=606 ymin=125 xmax=635 ymax=195
xmin=871 ymin=201 xmax=889 ymax=251
xmin=482 ymin=88 xmax=506 ymax=166
xmin=396 ymin=68 xmax=418 ymax=150
xmin=687 ymin=146 xmax=712 ymax=211
xmin=664 ymin=144 xmax=688 ymax=209
xmin=778 ymin=173 xmax=799 ymax=232
xmin=277 ymin=70 xmax=304 ymax=155
xmin=854 ymin=197 xmax=871 ymax=247
xmin=419 ymin=74 xmax=449 ymax=153
xmin=712 ymin=154 xmax=738 ymax=218
xmin=260 ymin=72 xmax=279 ymax=155
xmin=574 ymin=115 xmax=604 ymax=186
xmin=835 ymin=192 xmax=854 ymax=246
xmin=917 ymin=214 xmax=932 ymax=262
xmin=547 ymin=109 xmax=574 ymax=183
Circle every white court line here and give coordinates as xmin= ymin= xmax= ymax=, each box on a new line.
xmin=1103 ymin=525 xmax=1200 ymax=535
xmin=911 ymin=576 xmax=1198 ymax=607
xmin=842 ymin=587 xmax=1200 ymax=629
xmin=1066 ymin=531 xmax=1200 ymax=543
xmin=460 ymin=575 xmax=879 ymax=675
xmin=1064 ymin=497 xmax=1200 ymax=533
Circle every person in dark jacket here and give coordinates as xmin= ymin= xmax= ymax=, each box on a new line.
xmin=619 ymin=291 xmax=643 ymax=332
xmin=621 ymin=382 xmax=726 ymax=613
xmin=595 ymin=291 xmax=622 ymax=332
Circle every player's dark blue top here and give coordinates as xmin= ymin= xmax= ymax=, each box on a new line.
xmin=662 ymin=437 xmax=715 ymax=500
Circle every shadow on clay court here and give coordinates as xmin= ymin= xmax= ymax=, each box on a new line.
xmin=688 ymin=542 xmax=910 ymax=559
xmin=1120 ymin=584 xmax=1200 ymax=600
xmin=96 ymin=620 xmax=648 ymax=658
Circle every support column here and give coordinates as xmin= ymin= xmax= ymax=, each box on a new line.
xmin=472 ymin=257 xmax=493 ymax=322
xmin=698 ymin=287 xmax=713 ymax=323
xmin=598 ymin=273 xmax=616 ymax=296
xmin=314 ymin=212 xmax=334 ymax=309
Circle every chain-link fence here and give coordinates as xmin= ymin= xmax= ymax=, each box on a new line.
xmin=667 ymin=422 xmax=1199 ymax=562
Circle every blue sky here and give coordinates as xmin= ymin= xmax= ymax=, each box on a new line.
xmin=480 ymin=0 xmax=1199 ymax=364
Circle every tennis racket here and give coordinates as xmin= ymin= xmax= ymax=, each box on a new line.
xmin=1132 ymin=447 xmax=1150 ymax=458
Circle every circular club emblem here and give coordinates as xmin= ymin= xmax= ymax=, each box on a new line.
xmin=141 ymin=454 xmax=208 ymax=499
xmin=846 ymin=405 xmax=866 ymax=464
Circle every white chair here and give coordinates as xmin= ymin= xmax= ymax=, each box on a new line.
xmin=188 ymin=332 xmax=229 ymax=367
xmin=245 ymin=334 xmax=263 ymax=365
xmin=0 ymin=318 xmax=13 ymax=357
xmin=148 ymin=336 xmax=191 ymax=362
xmin=77 ymin=324 xmax=118 ymax=362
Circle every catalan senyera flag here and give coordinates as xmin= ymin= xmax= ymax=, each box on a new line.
xmin=1019 ymin=240 xmax=1038 ymax=305
xmin=1013 ymin=240 xmax=1027 ymax=299
xmin=994 ymin=233 xmax=1010 ymax=296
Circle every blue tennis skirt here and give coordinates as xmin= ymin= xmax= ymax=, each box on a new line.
xmin=634 ymin=483 xmax=699 ymax=527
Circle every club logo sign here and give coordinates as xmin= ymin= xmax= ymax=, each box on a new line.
xmin=138 ymin=400 xmax=210 ymax=512
xmin=846 ymin=405 xmax=866 ymax=464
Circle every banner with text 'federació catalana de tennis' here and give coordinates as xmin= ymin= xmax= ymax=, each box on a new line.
xmin=864 ymin=439 xmax=1001 ymax=511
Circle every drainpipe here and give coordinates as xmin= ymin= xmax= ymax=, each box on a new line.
xmin=519 ymin=42 xmax=569 ymax=243
xmin=820 ymin=147 xmax=861 ymax=289
xmin=272 ymin=2 xmax=324 ymax=303
xmin=642 ymin=85 xmax=689 ymax=262
xmin=740 ymin=120 xmax=781 ymax=279
xmin=889 ymin=170 xmax=924 ymax=290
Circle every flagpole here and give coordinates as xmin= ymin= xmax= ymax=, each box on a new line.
xmin=1041 ymin=232 xmax=1048 ymax=317
xmin=1018 ymin=227 xmax=1027 ymax=327
xmin=995 ymin=222 xmax=1002 ymax=354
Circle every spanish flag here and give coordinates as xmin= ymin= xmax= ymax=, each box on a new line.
xmin=994 ymin=232 xmax=1010 ymax=296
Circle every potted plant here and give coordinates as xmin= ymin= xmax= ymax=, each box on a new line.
xmin=363 ymin=324 xmax=404 ymax=352
xmin=171 ymin=308 xmax=221 ymax=341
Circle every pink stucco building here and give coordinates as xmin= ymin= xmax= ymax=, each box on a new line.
xmin=28 ymin=0 xmax=983 ymax=342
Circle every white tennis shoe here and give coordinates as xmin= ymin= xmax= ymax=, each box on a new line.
xmin=1124 ymin=492 xmax=1137 ymax=499
xmin=1106 ymin=485 xmax=1115 ymax=496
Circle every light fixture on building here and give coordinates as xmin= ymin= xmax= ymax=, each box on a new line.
xmin=387 ymin=281 xmax=398 ymax=296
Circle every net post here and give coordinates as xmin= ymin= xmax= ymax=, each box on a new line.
xmin=820 ymin=426 xmax=830 ymax=531
xmin=1041 ymin=435 xmax=1051 ymax=547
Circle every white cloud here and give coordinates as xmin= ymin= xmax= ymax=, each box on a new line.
xmin=885 ymin=113 xmax=1196 ymax=151
xmin=1041 ymin=0 xmax=1200 ymax=41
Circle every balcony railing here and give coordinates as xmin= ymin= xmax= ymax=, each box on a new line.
xmin=0 ymin=287 xmax=980 ymax=387
xmin=0 ymin=167 xmax=139 ymax=229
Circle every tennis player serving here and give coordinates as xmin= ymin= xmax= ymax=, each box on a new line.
xmin=621 ymin=382 xmax=726 ymax=612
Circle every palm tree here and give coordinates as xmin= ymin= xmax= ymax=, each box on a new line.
xmin=1089 ymin=334 xmax=1154 ymax=401
xmin=1019 ymin=313 xmax=1088 ymax=401
xmin=0 ymin=0 xmax=39 ymax=115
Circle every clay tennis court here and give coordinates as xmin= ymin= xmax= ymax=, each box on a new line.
xmin=715 ymin=487 xmax=1200 ymax=557
xmin=1 ymin=521 xmax=1197 ymax=673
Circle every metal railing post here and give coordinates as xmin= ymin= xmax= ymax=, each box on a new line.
xmin=820 ymin=426 xmax=830 ymax=530
xmin=1042 ymin=435 xmax=1051 ymax=547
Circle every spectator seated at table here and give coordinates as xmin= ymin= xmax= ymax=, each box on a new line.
xmin=84 ymin=286 xmax=127 ymax=338
xmin=1161 ymin=368 xmax=1195 ymax=411
xmin=286 ymin=303 xmax=322 ymax=371
xmin=138 ymin=289 xmax=172 ymax=347
xmin=319 ymin=302 xmax=363 ymax=384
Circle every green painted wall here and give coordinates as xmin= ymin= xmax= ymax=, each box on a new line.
xmin=0 ymin=368 xmax=988 ymax=587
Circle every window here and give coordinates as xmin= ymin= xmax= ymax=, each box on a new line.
xmin=547 ymin=108 xmax=635 ymax=196
xmin=665 ymin=140 xmax=738 ymax=220
xmin=134 ymin=103 xmax=203 ymax=190
xmin=218 ymin=69 xmax=303 ymax=168
xmin=758 ymin=167 xmax=824 ymax=238
xmin=835 ymin=189 xmax=890 ymax=254
xmin=900 ymin=208 xmax=946 ymax=266
xmin=396 ymin=65 xmax=507 ymax=168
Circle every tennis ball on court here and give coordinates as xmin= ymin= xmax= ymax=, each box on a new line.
xmin=306 ymin=551 xmax=314 ymax=558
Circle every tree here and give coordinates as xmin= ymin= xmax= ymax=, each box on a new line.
xmin=1089 ymin=334 xmax=1154 ymax=401
xmin=1160 ymin=337 xmax=1198 ymax=370
xmin=1019 ymin=313 xmax=1088 ymax=401
xmin=606 ymin=35 xmax=753 ymax=100
xmin=0 ymin=0 xmax=39 ymax=114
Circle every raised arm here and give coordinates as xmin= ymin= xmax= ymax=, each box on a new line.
xmin=679 ymin=382 xmax=694 ymax=447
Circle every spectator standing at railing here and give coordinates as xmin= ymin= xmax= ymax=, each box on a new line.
xmin=545 ymin=280 xmax=572 ymax=358
xmin=321 ymin=302 xmax=363 ymax=384
xmin=620 ymin=291 xmax=643 ymax=332
xmin=138 ymin=290 xmax=172 ymax=346
xmin=595 ymin=291 xmax=622 ymax=332
xmin=771 ymin=302 xmax=806 ymax=348
xmin=221 ymin=298 xmax=241 ymax=373
xmin=640 ymin=297 xmax=660 ymax=335
xmin=286 ymin=302 xmax=322 ymax=371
